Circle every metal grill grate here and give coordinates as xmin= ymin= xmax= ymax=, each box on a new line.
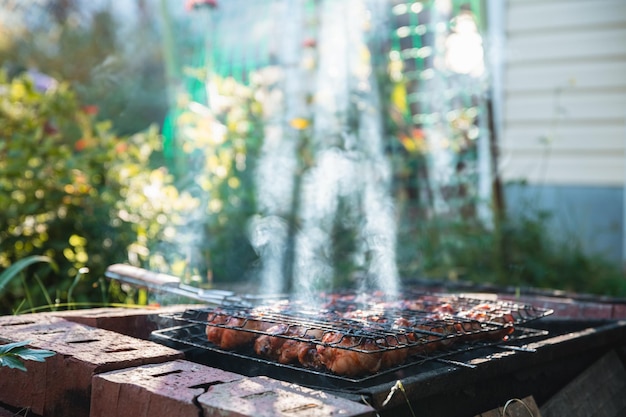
xmin=151 ymin=320 xmax=549 ymax=385
xmin=156 ymin=293 xmax=552 ymax=356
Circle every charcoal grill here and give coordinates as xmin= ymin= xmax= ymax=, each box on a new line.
xmin=151 ymin=292 xmax=552 ymax=389
xmin=105 ymin=265 xmax=626 ymax=416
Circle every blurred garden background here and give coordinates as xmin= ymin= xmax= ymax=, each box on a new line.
xmin=1 ymin=0 xmax=625 ymax=315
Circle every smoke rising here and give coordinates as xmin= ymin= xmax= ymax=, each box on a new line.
xmin=248 ymin=0 xmax=400 ymax=305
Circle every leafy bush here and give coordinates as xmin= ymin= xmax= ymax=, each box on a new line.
xmin=0 ymin=69 xmax=265 ymax=314
xmin=0 ymin=72 xmax=185 ymax=314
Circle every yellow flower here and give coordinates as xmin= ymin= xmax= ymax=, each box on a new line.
xmin=391 ymin=83 xmax=408 ymax=113
xmin=10 ymin=83 xmax=26 ymax=100
xmin=290 ymin=118 xmax=310 ymax=130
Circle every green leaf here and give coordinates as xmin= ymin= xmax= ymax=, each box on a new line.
xmin=0 ymin=255 xmax=58 ymax=296
xmin=13 ymin=347 xmax=55 ymax=362
xmin=0 ymin=355 xmax=27 ymax=371
xmin=0 ymin=340 xmax=55 ymax=371
xmin=0 ymin=340 xmax=30 ymax=354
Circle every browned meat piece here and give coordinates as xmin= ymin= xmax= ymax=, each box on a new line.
xmin=254 ymin=324 xmax=323 ymax=366
xmin=297 ymin=340 xmax=324 ymax=369
xmin=377 ymin=317 xmax=414 ymax=368
xmin=205 ymin=313 xmax=270 ymax=350
xmin=405 ymin=321 xmax=460 ymax=355
xmin=378 ymin=335 xmax=409 ymax=369
xmin=253 ymin=324 xmax=291 ymax=361
xmin=456 ymin=303 xmax=515 ymax=341
xmin=316 ymin=333 xmax=383 ymax=377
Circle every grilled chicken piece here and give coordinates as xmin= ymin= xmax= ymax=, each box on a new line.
xmin=316 ymin=333 xmax=383 ymax=377
xmin=378 ymin=335 xmax=409 ymax=369
xmin=456 ymin=303 xmax=515 ymax=341
xmin=296 ymin=341 xmax=324 ymax=369
xmin=316 ymin=315 xmax=412 ymax=373
xmin=253 ymin=324 xmax=291 ymax=361
xmin=254 ymin=324 xmax=323 ymax=366
xmin=378 ymin=317 xmax=414 ymax=368
xmin=205 ymin=313 xmax=269 ymax=350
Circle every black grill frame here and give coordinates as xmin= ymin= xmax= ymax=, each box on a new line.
xmin=151 ymin=292 xmax=553 ymax=386
xmin=151 ymin=321 xmax=548 ymax=386
xmin=159 ymin=293 xmax=552 ymax=353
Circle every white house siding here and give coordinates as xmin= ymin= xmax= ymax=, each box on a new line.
xmin=495 ymin=0 xmax=626 ymax=265
xmin=499 ymin=0 xmax=626 ymax=186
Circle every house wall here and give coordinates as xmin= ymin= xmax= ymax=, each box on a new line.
xmin=504 ymin=184 xmax=624 ymax=263
xmin=494 ymin=0 xmax=626 ymax=265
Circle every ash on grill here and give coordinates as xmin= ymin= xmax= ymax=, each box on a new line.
xmin=155 ymin=292 xmax=552 ymax=378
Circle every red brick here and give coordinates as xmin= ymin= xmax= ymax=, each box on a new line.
xmin=49 ymin=305 xmax=198 ymax=340
xmin=0 ymin=315 xmax=183 ymax=417
xmin=0 ymin=311 xmax=63 ymax=330
xmin=0 ymin=360 xmax=46 ymax=416
xmin=90 ymin=359 xmax=241 ymax=417
xmin=498 ymin=294 xmax=581 ymax=319
xmin=198 ymin=376 xmax=376 ymax=417
xmin=578 ymin=302 xmax=614 ymax=320
xmin=548 ymin=303 xmax=582 ymax=319
xmin=611 ymin=303 xmax=626 ymax=319
xmin=0 ymin=315 xmax=67 ymax=415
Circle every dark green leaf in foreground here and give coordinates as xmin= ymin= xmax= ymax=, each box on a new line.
xmin=0 ymin=340 xmax=55 ymax=372
xmin=0 ymin=340 xmax=31 ymax=354
xmin=0 ymin=255 xmax=58 ymax=296
xmin=0 ymin=354 xmax=27 ymax=371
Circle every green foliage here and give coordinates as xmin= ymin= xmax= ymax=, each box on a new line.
xmin=496 ymin=211 xmax=626 ymax=295
xmin=0 ymin=340 xmax=55 ymax=372
xmin=0 ymin=1 xmax=168 ymax=135
xmin=400 ymin=209 xmax=626 ymax=297
xmin=0 ymin=72 xmax=181 ymax=314
xmin=0 ymin=67 xmax=263 ymax=313
xmin=0 ymin=256 xmax=58 ymax=297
